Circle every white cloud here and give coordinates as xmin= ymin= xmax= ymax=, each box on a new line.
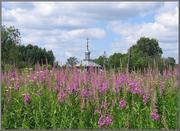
xmin=156 ymin=6 xmax=178 ymax=28
xmin=65 ymin=52 xmax=72 ymax=58
xmin=2 ymin=2 xmax=178 ymax=63
xmin=21 ymin=28 xmax=106 ymax=47
xmin=2 ymin=2 xmax=163 ymax=28
xmin=33 ymin=2 xmax=57 ymax=17
xmin=19 ymin=27 xmax=106 ymax=63
xmin=110 ymin=2 xmax=178 ymax=62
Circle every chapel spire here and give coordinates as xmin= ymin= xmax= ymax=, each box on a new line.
xmin=86 ymin=37 xmax=89 ymax=51
xmin=85 ymin=38 xmax=91 ymax=60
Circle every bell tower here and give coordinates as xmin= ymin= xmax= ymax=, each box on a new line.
xmin=85 ymin=38 xmax=91 ymax=61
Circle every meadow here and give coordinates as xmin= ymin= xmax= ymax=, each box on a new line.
xmin=1 ymin=65 xmax=179 ymax=129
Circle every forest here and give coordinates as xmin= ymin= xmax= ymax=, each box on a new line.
xmin=1 ymin=25 xmax=55 ymax=71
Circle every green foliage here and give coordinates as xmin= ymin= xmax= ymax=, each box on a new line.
xmin=128 ymin=37 xmax=164 ymax=71
xmin=163 ymin=57 xmax=176 ymax=70
xmin=18 ymin=44 xmax=55 ymax=67
xmin=2 ymin=64 xmax=13 ymax=72
xmin=94 ymin=55 xmax=109 ymax=69
xmin=66 ymin=57 xmax=78 ymax=67
xmin=94 ymin=37 xmax=175 ymax=72
xmin=130 ymin=37 xmax=163 ymax=57
xmin=109 ymin=53 xmax=122 ymax=68
xmin=1 ymin=25 xmax=55 ymax=70
xmin=1 ymin=25 xmax=20 ymax=66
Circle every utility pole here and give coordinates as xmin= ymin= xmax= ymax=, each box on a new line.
xmin=103 ymin=51 xmax=107 ymax=69
xmin=127 ymin=48 xmax=131 ymax=72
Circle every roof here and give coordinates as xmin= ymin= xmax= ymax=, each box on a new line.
xmin=75 ymin=60 xmax=101 ymax=67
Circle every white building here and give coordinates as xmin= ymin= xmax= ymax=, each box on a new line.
xmin=75 ymin=38 xmax=101 ymax=68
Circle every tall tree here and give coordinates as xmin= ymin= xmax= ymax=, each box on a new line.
xmin=66 ymin=57 xmax=78 ymax=67
xmin=129 ymin=37 xmax=163 ymax=57
xmin=94 ymin=56 xmax=108 ymax=68
xmin=1 ymin=26 xmax=21 ymax=67
xmin=1 ymin=25 xmax=56 ymax=70
xmin=128 ymin=37 xmax=163 ymax=70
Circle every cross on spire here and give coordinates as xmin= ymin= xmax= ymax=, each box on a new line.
xmin=86 ymin=37 xmax=89 ymax=51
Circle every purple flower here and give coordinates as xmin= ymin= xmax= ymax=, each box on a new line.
xmin=119 ymin=99 xmax=126 ymax=109
xmin=68 ymin=83 xmax=77 ymax=93
xmin=143 ymin=94 xmax=149 ymax=105
xmin=23 ymin=93 xmax=31 ymax=104
xmin=151 ymin=109 xmax=160 ymax=121
xmin=129 ymin=81 xmax=143 ymax=95
xmin=14 ymin=81 xmax=20 ymax=90
xmin=99 ymin=81 xmax=109 ymax=93
xmin=98 ymin=116 xmax=106 ymax=128
xmin=98 ymin=115 xmax=113 ymax=128
xmin=105 ymin=116 xmax=112 ymax=126
xmin=10 ymin=71 xmax=16 ymax=78
xmin=58 ymin=91 xmax=66 ymax=102
xmin=80 ymin=89 xmax=89 ymax=97
xmin=118 ymin=74 xmax=128 ymax=84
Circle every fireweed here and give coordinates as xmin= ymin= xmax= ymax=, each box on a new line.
xmin=119 ymin=99 xmax=127 ymax=109
xmin=151 ymin=109 xmax=160 ymax=121
xmin=98 ymin=115 xmax=113 ymax=128
xmin=1 ymin=65 xmax=179 ymax=129
xmin=22 ymin=93 xmax=31 ymax=104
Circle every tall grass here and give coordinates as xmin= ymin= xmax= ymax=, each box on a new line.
xmin=1 ymin=65 xmax=179 ymax=129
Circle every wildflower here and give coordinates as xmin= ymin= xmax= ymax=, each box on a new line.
xmin=58 ymin=91 xmax=66 ymax=102
xmin=14 ymin=81 xmax=20 ymax=90
xmin=98 ymin=115 xmax=113 ymax=128
xmin=119 ymin=74 xmax=128 ymax=84
xmin=68 ymin=83 xmax=77 ymax=93
xmin=23 ymin=93 xmax=31 ymax=104
xmin=129 ymin=81 xmax=143 ymax=95
xmin=105 ymin=116 xmax=112 ymax=126
xmin=98 ymin=116 xmax=106 ymax=128
xmin=32 ymin=76 xmax=37 ymax=81
xmin=151 ymin=109 xmax=160 ymax=121
xmin=80 ymin=89 xmax=89 ymax=98
xmin=143 ymin=94 xmax=149 ymax=105
xmin=114 ymin=78 xmax=121 ymax=93
xmin=99 ymin=81 xmax=109 ymax=93
xmin=10 ymin=71 xmax=16 ymax=78
xmin=119 ymin=99 xmax=126 ymax=109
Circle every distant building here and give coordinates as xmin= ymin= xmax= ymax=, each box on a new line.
xmin=75 ymin=38 xmax=101 ymax=68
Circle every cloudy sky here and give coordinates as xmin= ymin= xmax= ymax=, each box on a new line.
xmin=2 ymin=2 xmax=178 ymax=64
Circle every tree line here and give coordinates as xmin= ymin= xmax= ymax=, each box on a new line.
xmin=2 ymin=25 xmax=176 ymax=72
xmin=66 ymin=37 xmax=176 ymax=72
xmin=1 ymin=25 xmax=55 ymax=71
xmin=93 ymin=37 xmax=176 ymax=72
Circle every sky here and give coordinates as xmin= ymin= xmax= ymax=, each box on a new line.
xmin=2 ymin=2 xmax=179 ymax=64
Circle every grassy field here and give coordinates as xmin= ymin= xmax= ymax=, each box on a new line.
xmin=1 ymin=65 xmax=179 ymax=129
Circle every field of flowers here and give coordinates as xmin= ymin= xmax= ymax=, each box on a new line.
xmin=1 ymin=65 xmax=179 ymax=129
